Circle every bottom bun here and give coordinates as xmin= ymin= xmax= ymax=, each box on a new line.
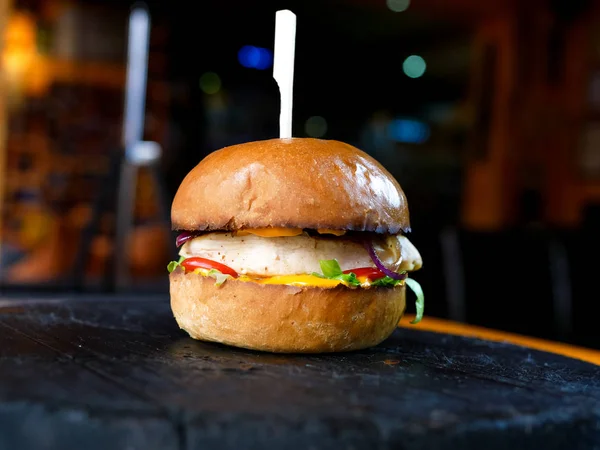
xmin=169 ymin=270 xmax=406 ymax=353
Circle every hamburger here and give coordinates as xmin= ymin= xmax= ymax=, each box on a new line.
xmin=168 ymin=137 xmax=424 ymax=353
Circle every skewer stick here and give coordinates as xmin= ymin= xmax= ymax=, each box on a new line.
xmin=273 ymin=10 xmax=296 ymax=139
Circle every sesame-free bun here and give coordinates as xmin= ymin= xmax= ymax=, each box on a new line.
xmin=171 ymin=138 xmax=410 ymax=234
xmin=169 ymin=270 xmax=406 ymax=353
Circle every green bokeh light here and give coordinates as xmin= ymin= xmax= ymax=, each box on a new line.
xmin=199 ymin=72 xmax=221 ymax=94
xmin=386 ymin=0 xmax=410 ymax=12
xmin=402 ymin=55 xmax=426 ymax=78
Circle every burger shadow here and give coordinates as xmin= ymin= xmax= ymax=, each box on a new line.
xmin=166 ymin=337 xmax=355 ymax=366
xmin=164 ymin=327 xmax=419 ymax=372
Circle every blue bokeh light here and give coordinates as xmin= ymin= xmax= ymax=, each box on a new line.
xmin=388 ymin=118 xmax=430 ymax=144
xmin=238 ymin=45 xmax=273 ymax=70
xmin=255 ymin=48 xmax=273 ymax=70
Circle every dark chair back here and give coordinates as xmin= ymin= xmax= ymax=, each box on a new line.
xmin=450 ymin=227 xmax=571 ymax=341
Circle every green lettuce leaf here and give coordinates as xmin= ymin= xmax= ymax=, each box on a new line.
xmin=207 ymin=269 xmax=231 ymax=286
xmin=312 ymin=259 xmax=361 ymax=287
xmin=319 ymin=259 xmax=343 ymax=278
xmin=167 ymin=256 xmax=185 ymax=273
xmin=167 ymin=257 xmax=230 ymax=287
xmin=405 ymin=277 xmax=425 ymax=324
xmin=371 ymin=275 xmax=404 ymax=287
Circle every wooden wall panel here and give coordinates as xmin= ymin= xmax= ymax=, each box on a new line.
xmin=461 ymin=16 xmax=518 ymax=230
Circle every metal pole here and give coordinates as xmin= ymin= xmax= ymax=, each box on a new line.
xmin=115 ymin=4 xmax=150 ymax=291
xmin=122 ymin=4 xmax=150 ymax=151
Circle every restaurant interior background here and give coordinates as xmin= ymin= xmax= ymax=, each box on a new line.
xmin=0 ymin=0 xmax=599 ymax=348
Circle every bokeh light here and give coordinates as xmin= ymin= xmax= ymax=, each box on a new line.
xmin=386 ymin=0 xmax=410 ymax=12
xmin=238 ymin=45 xmax=273 ymax=70
xmin=255 ymin=48 xmax=273 ymax=70
xmin=388 ymin=118 xmax=430 ymax=143
xmin=305 ymin=116 xmax=328 ymax=138
xmin=402 ymin=55 xmax=426 ymax=78
xmin=238 ymin=45 xmax=259 ymax=68
xmin=199 ymin=72 xmax=221 ymax=94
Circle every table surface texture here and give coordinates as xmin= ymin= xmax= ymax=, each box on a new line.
xmin=0 ymin=295 xmax=599 ymax=450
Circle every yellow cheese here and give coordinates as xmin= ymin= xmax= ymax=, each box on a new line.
xmin=317 ymin=229 xmax=346 ymax=236
xmin=235 ymin=228 xmax=303 ymax=237
xmin=193 ymin=268 xmax=342 ymax=288
xmin=234 ymin=228 xmax=346 ymax=237
xmin=248 ymin=274 xmax=342 ymax=288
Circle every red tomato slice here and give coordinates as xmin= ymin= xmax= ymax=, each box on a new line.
xmin=181 ymin=257 xmax=238 ymax=277
xmin=343 ymin=267 xmax=386 ymax=280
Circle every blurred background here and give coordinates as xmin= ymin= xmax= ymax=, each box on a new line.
xmin=0 ymin=0 xmax=599 ymax=348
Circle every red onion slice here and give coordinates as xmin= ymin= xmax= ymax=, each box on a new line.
xmin=176 ymin=232 xmax=197 ymax=248
xmin=364 ymin=240 xmax=407 ymax=280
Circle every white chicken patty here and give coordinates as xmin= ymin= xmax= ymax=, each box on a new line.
xmin=179 ymin=232 xmax=422 ymax=277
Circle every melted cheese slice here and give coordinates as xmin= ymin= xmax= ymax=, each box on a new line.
xmin=193 ymin=268 xmax=345 ymax=288
xmin=241 ymin=274 xmax=342 ymax=288
xmin=235 ymin=228 xmax=303 ymax=237
xmin=317 ymin=229 xmax=346 ymax=236
xmin=234 ymin=228 xmax=346 ymax=237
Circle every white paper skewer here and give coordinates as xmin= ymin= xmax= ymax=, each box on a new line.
xmin=273 ymin=10 xmax=296 ymax=139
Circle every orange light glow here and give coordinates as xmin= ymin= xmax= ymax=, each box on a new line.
xmin=1 ymin=12 xmax=50 ymax=99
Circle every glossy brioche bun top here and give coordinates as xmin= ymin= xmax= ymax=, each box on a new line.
xmin=171 ymin=138 xmax=410 ymax=234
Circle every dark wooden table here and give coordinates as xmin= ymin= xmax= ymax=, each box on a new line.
xmin=1 ymin=295 xmax=599 ymax=450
